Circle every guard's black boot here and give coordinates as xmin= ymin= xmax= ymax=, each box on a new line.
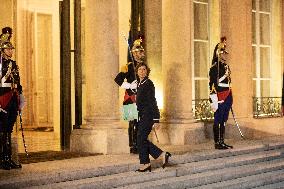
xmin=129 ymin=120 xmax=138 ymax=154
xmin=215 ymin=141 xmax=228 ymax=150
xmin=0 ymin=132 xmax=3 ymax=162
xmin=8 ymin=160 xmax=22 ymax=169
xmin=7 ymin=133 xmax=21 ymax=169
xmin=220 ymin=123 xmax=233 ymax=149
xmin=130 ymin=147 xmax=138 ymax=154
xmin=0 ymin=132 xmax=11 ymax=170
xmin=1 ymin=158 xmax=11 ymax=170
xmin=213 ymin=124 xmax=225 ymax=149
xmin=220 ymin=140 xmax=233 ymax=149
xmin=132 ymin=120 xmax=138 ymax=154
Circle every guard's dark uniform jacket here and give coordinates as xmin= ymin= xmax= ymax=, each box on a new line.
xmin=209 ymin=59 xmax=231 ymax=96
xmin=0 ymin=57 xmax=22 ymax=132
xmin=209 ymin=59 xmax=232 ymax=122
xmin=114 ymin=62 xmax=137 ymax=105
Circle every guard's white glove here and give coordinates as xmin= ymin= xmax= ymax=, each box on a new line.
xmin=19 ymin=94 xmax=25 ymax=111
xmin=121 ymin=82 xmax=131 ymax=89
xmin=209 ymin=94 xmax=218 ymax=112
xmin=209 ymin=94 xmax=225 ymax=112
xmin=121 ymin=80 xmax=137 ymax=90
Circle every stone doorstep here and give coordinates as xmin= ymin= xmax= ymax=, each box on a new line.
xmin=3 ymin=147 xmax=284 ymax=189
xmin=115 ymin=159 xmax=284 ymax=189
xmin=191 ymin=169 xmax=284 ymax=189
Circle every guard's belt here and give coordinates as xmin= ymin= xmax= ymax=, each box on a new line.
xmin=0 ymin=83 xmax=17 ymax=88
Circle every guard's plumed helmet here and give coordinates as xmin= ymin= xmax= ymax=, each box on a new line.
xmin=131 ymin=38 xmax=144 ymax=53
xmin=217 ymin=42 xmax=228 ymax=56
xmin=0 ymin=33 xmax=14 ymax=50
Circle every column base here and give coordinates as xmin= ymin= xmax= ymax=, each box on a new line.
xmin=168 ymin=122 xmax=205 ymax=145
xmin=70 ymin=126 xmax=129 ymax=155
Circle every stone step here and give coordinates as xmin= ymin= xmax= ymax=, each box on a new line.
xmin=191 ymin=169 xmax=284 ymax=189
xmin=176 ymin=150 xmax=283 ymax=176
xmin=0 ymin=162 xmax=138 ymax=189
xmin=252 ymin=180 xmax=284 ymax=189
xmin=0 ymin=143 xmax=272 ymax=189
xmin=1 ymin=143 xmax=284 ymax=189
xmin=23 ymin=149 xmax=284 ymax=189
xmin=116 ymin=158 xmax=284 ymax=189
xmin=172 ymin=144 xmax=268 ymax=165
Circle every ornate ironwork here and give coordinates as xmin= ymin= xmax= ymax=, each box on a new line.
xmin=192 ymin=97 xmax=283 ymax=121
xmin=192 ymin=99 xmax=214 ymax=121
xmin=253 ymin=97 xmax=283 ymax=118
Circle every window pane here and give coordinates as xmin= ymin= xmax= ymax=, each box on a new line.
xmin=259 ymin=0 xmax=270 ymax=12
xmin=260 ymin=47 xmax=270 ymax=78
xmin=194 ymin=3 xmax=208 ymax=40
xmin=195 ymin=80 xmax=209 ymax=99
xmin=194 ymin=41 xmax=208 ymax=77
xmin=260 ymin=80 xmax=270 ymax=97
xmin=253 ymin=80 xmax=256 ymax=97
xmin=252 ymin=0 xmax=256 ymax=10
xmin=252 ymin=12 xmax=256 ymax=44
xmin=252 ymin=46 xmax=256 ymax=77
xmin=260 ymin=13 xmax=270 ymax=45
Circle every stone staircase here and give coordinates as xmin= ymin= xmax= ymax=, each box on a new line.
xmin=1 ymin=142 xmax=284 ymax=189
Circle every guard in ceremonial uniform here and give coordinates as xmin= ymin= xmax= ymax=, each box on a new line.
xmin=0 ymin=35 xmax=24 ymax=170
xmin=114 ymin=38 xmax=145 ymax=154
xmin=209 ymin=37 xmax=233 ymax=150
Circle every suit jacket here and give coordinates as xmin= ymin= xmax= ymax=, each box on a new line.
xmin=136 ymin=77 xmax=160 ymax=121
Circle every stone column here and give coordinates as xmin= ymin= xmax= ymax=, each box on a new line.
xmin=162 ymin=0 xmax=204 ymax=145
xmin=70 ymin=0 xmax=128 ymax=154
xmin=221 ymin=0 xmax=253 ymax=119
xmin=220 ymin=0 xmax=254 ymax=138
xmin=144 ymin=0 xmax=169 ymax=143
